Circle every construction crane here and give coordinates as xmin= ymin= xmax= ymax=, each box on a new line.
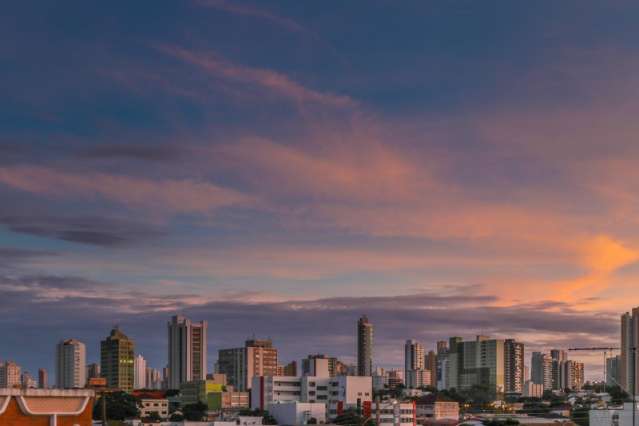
xmin=568 ymin=347 xmax=620 ymax=385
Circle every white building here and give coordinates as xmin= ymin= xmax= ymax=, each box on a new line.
xmin=134 ymin=354 xmax=147 ymax=389
xmin=370 ymin=400 xmax=416 ymax=426
xmin=269 ymin=401 xmax=326 ymax=425
xmin=405 ymin=340 xmax=425 ymax=376
xmin=55 ymin=339 xmax=86 ymax=389
xmin=251 ymin=375 xmax=372 ymax=419
xmin=168 ymin=315 xmax=208 ymax=389
xmin=140 ymin=398 xmax=169 ymax=419
xmin=590 ymin=403 xmax=639 ymax=426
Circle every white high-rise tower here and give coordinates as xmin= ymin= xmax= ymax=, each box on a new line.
xmin=56 ymin=339 xmax=86 ymax=389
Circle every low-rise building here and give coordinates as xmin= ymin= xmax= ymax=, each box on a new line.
xmin=269 ymin=401 xmax=327 ymax=425
xmin=415 ymin=395 xmax=459 ymax=424
xmin=181 ymin=379 xmax=225 ymax=406
xmin=139 ymin=398 xmax=169 ymax=419
xmin=590 ymin=403 xmax=639 ymax=426
xmin=366 ymin=400 xmax=416 ymax=426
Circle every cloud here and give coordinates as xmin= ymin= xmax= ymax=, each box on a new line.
xmin=159 ymin=45 xmax=356 ymax=108
xmin=79 ymin=143 xmax=182 ymax=162
xmin=195 ymin=0 xmax=308 ymax=34
xmin=0 ymin=215 xmax=166 ymax=247
xmin=0 ymin=165 xmax=253 ymax=215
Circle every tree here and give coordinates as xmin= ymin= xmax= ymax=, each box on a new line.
xmin=169 ymin=412 xmax=184 ymax=421
xmin=142 ymin=411 xmax=161 ymax=423
xmin=607 ymin=385 xmax=630 ymax=405
xmin=571 ymin=405 xmax=589 ymax=426
xmin=92 ymin=391 xmax=140 ymax=421
xmin=182 ymin=402 xmax=208 ymax=421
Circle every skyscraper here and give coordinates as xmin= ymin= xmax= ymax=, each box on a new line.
xmin=357 ymin=315 xmax=373 ymax=376
xmin=134 ymin=354 xmax=147 ymax=389
xmin=531 ymin=352 xmax=552 ymax=390
xmin=167 ymin=315 xmax=208 ymax=389
xmin=456 ymin=336 xmax=505 ymax=396
xmin=217 ymin=339 xmax=278 ymax=391
xmin=38 ymin=368 xmax=48 ymax=389
xmin=607 ymin=355 xmax=621 ymax=387
xmin=621 ymin=308 xmax=639 ymax=394
xmin=101 ymin=327 xmax=135 ymax=391
xmin=550 ymin=349 xmax=567 ymax=390
xmin=504 ymin=339 xmax=524 ymax=394
xmin=55 ymin=339 xmax=86 ymax=389
xmin=425 ymin=350 xmax=437 ymax=387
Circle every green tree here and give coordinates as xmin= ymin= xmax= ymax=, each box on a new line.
xmin=571 ymin=406 xmax=589 ymax=426
xmin=93 ymin=391 xmax=140 ymax=421
xmin=169 ymin=412 xmax=184 ymax=421
xmin=182 ymin=402 xmax=208 ymax=421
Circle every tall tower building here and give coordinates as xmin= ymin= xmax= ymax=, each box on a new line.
xmin=425 ymin=351 xmax=437 ymax=387
xmin=357 ymin=315 xmax=373 ymax=376
xmin=134 ymin=354 xmax=147 ymax=389
xmin=504 ymin=339 xmax=524 ymax=394
xmin=0 ymin=361 xmax=21 ymax=388
xmin=404 ymin=339 xmax=425 ymax=388
xmin=550 ymin=349 xmax=567 ymax=390
xmin=456 ymin=336 xmax=505 ymax=396
xmin=86 ymin=363 xmax=101 ymax=380
xmin=38 ymin=368 xmax=48 ymax=389
xmin=531 ymin=352 xmax=552 ymax=390
xmin=101 ymin=327 xmax=135 ymax=391
xmin=621 ymin=308 xmax=639 ymax=394
xmin=217 ymin=339 xmax=278 ymax=391
xmin=167 ymin=315 xmax=208 ymax=389
xmin=55 ymin=339 xmax=86 ymax=389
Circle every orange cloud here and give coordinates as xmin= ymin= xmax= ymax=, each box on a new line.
xmin=0 ymin=166 xmax=252 ymax=215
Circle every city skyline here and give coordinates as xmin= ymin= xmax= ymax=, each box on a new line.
xmin=2 ymin=1 xmax=639 ymax=382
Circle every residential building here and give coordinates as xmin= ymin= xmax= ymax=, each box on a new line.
xmin=167 ymin=315 xmax=208 ymax=389
xmin=20 ymin=372 xmax=37 ymax=389
xmin=277 ymin=361 xmax=298 ymax=377
xmin=387 ymin=369 xmax=404 ymax=389
xmin=504 ymin=339 xmax=525 ymax=394
xmin=559 ymin=360 xmax=584 ymax=391
xmin=405 ymin=339 xmax=425 ymax=373
xmin=217 ymin=339 xmax=278 ymax=391
xmin=523 ymin=380 xmax=544 ymax=398
xmin=37 ymin=369 xmax=47 ymax=389
xmin=531 ymin=352 xmax=552 ymax=390
xmin=415 ymin=394 xmax=460 ymax=423
xmin=269 ymin=401 xmax=326 ymax=426
xmin=146 ymin=367 xmax=163 ymax=390
xmin=357 ymin=315 xmax=374 ymax=376
xmin=621 ymin=308 xmax=639 ymax=394
xmin=550 ymin=349 xmax=567 ymax=390
xmin=607 ymin=355 xmax=621 ymax=387
xmin=100 ymin=327 xmax=135 ymax=391
xmin=55 ymin=339 xmax=86 ymax=389
xmin=366 ymin=400 xmax=416 ymax=426
xmin=302 ymin=354 xmax=344 ymax=377
xmin=134 ymin=354 xmax=147 ymax=389
xmin=0 ymin=388 xmax=94 ymax=425
xmin=140 ymin=398 xmax=169 ymax=419
xmin=406 ymin=369 xmax=431 ymax=389
xmin=251 ymin=374 xmax=372 ymax=420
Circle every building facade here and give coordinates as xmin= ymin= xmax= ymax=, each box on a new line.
xmin=100 ymin=327 xmax=135 ymax=391
xmin=55 ymin=339 xmax=86 ymax=389
xmin=621 ymin=308 xmax=639 ymax=394
xmin=134 ymin=354 xmax=147 ymax=390
xmin=167 ymin=315 xmax=208 ymax=389
xmin=217 ymin=339 xmax=278 ymax=391
xmin=37 ymin=368 xmax=47 ymax=389
xmin=357 ymin=315 xmax=374 ymax=377
xmin=531 ymin=352 xmax=552 ymax=390
xmin=504 ymin=339 xmax=525 ymax=394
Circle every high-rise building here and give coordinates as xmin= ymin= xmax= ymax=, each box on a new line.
xmin=504 ymin=339 xmax=524 ymax=394
xmin=621 ymin=308 xmax=639 ymax=394
xmin=531 ymin=352 xmax=552 ymax=390
xmin=21 ymin=371 xmax=37 ymax=388
xmin=550 ymin=349 xmax=567 ymax=390
xmin=146 ymin=367 xmax=163 ymax=390
xmin=0 ymin=361 xmax=21 ymax=388
xmin=559 ymin=360 xmax=584 ymax=391
xmin=87 ymin=363 xmax=101 ymax=380
xmin=425 ymin=351 xmax=437 ymax=388
xmin=38 ymin=368 xmax=48 ymax=389
xmin=607 ymin=355 xmax=621 ymax=387
xmin=56 ymin=339 xmax=86 ymax=389
xmin=100 ymin=327 xmax=135 ymax=391
xmin=302 ymin=355 xmax=344 ymax=377
xmin=357 ymin=315 xmax=373 ymax=376
xmin=404 ymin=339 xmax=425 ymax=389
xmin=456 ymin=336 xmax=505 ymax=396
xmin=134 ymin=354 xmax=147 ymax=389
xmin=217 ymin=339 xmax=278 ymax=391
xmin=167 ymin=315 xmax=208 ymax=389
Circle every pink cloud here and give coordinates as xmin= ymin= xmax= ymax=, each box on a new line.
xmin=159 ymin=45 xmax=356 ymax=108
xmin=0 ymin=166 xmax=252 ymax=215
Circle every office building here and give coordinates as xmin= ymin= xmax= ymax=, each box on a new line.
xmin=217 ymin=339 xmax=278 ymax=391
xmin=55 ymin=339 xmax=86 ymax=389
xmin=357 ymin=315 xmax=374 ymax=376
xmin=456 ymin=336 xmax=505 ymax=396
xmin=621 ymin=308 xmax=639 ymax=394
xmin=302 ymin=354 xmax=345 ymax=377
xmin=504 ymin=339 xmax=525 ymax=394
xmin=167 ymin=315 xmax=208 ymax=389
xmin=531 ymin=352 xmax=552 ymax=390
xmin=37 ymin=369 xmax=47 ymax=389
xmin=550 ymin=349 xmax=567 ymax=390
xmin=86 ymin=363 xmax=100 ymax=381
xmin=134 ymin=354 xmax=147 ymax=389
xmin=100 ymin=327 xmax=135 ymax=391
xmin=146 ymin=368 xmax=163 ymax=390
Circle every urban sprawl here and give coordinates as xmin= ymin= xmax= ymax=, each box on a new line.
xmin=2 ymin=311 xmax=639 ymax=426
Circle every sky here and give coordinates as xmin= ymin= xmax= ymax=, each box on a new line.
xmin=1 ymin=0 xmax=639 ymax=380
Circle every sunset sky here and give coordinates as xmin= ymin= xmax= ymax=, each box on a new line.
xmin=2 ymin=1 xmax=639 ymax=378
